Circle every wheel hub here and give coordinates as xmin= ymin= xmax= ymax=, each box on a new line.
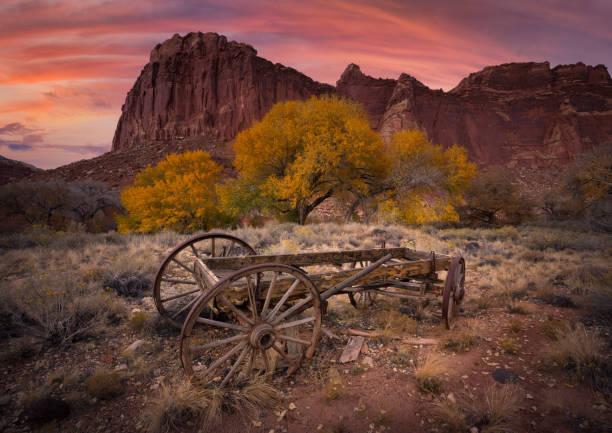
xmin=249 ymin=323 xmax=275 ymax=349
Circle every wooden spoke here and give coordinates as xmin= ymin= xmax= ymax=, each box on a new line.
xmin=223 ymin=241 xmax=236 ymax=257
xmin=260 ymin=272 xmax=278 ymax=318
xmin=274 ymin=316 xmax=315 ymax=331
xmin=171 ymin=257 xmax=194 ymax=274
xmin=211 ymin=238 xmax=216 ymax=257
xmin=246 ymin=275 xmax=258 ymax=321
xmin=275 ymin=333 xmax=311 ymax=346
xmin=196 ymin=317 xmax=249 ymax=332
xmin=200 ymin=341 xmax=247 ymax=380
xmin=220 ymin=344 xmax=251 ymax=387
xmin=190 ymin=244 xmax=200 ymax=258
xmin=241 ymin=348 xmax=256 ymax=379
xmin=271 ymin=343 xmax=298 ymax=368
xmin=161 ymin=288 xmax=200 ymax=302
xmin=161 ymin=278 xmax=197 ymax=285
xmin=261 ymin=348 xmax=271 ymax=374
xmin=171 ymin=296 xmax=199 ymax=319
xmin=216 ymin=294 xmax=254 ymax=325
xmin=267 ymin=278 xmax=300 ymax=321
xmin=273 ymin=295 xmax=313 ymax=324
xmin=191 ymin=333 xmax=248 ymax=351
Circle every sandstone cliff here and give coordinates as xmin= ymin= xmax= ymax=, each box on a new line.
xmin=112 ymin=32 xmax=334 ymax=153
xmin=376 ymin=61 xmax=612 ymax=169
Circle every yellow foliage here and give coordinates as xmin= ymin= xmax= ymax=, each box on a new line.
xmin=118 ymin=151 xmax=230 ymax=232
xmin=374 ymin=129 xmax=476 ymax=224
xmin=228 ymin=95 xmax=385 ymax=223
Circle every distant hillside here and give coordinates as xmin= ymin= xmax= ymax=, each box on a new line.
xmin=0 ymin=155 xmax=42 ymax=184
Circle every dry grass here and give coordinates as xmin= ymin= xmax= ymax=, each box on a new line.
xmin=432 ymin=384 xmax=520 ymax=433
xmin=85 ymin=369 xmax=123 ymax=400
xmin=473 ymin=384 xmax=520 ymax=432
xmin=147 ymin=380 xmax=281 ymax=433
xmin=539 ymin=317 xmax=569 ymax=340
xmin=431 ymin=398 xmax=466 ymax=432
xmin=507 ymin=317 xmax=523 ymax=334
xmin=323 ymin=368 xmax=345 ymax=401
xmin=414 ymin=353 xmax=447 ymax=394
xmin=547 ymin=323 xmax=609 ymax=392
xmin=498 ymin=337 xmax=519 ymax=355
xmin=439 ymin=331 xmax=479 ymax=353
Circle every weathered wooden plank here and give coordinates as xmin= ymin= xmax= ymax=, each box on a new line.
xmin=339 ymin=336 xmax=365 ymax=363
xmin=194 ymin=258 xmax=220 ymax=290
xmin=213 ymin=256 xmax=451 ymax=305
xmin=202 ymin=247 xmax=441 ymax=270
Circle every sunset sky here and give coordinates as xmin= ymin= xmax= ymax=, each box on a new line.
xmin=1 ymin=0 xmax=610 ymax=169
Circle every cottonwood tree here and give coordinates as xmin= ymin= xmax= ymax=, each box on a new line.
xmin=343 ymin=129 xmax=476 ymax=223
xmin=222 ymin=95 xmax=385 ymax=224
xmin=118 ymin=151 xmax=231 ymax=232
xmin=457 ymin=167 xmax=534 ymax=225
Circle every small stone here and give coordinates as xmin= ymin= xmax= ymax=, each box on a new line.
xmin=115 ymin=363 xmax=128 ymax=371
xmin=277 ymin=409 xmax=287 ymax=421
xmin=122 ymin=339 xmax=147 ymax=358
xmin=469 ymin=427 xmax=479 ymax=433
xmin=492 ymin=368 xmax=519 ymax=384
xmin=363 ymin=356 xmax=375 ymax=367
xmin=447 ymin=393 xmax=456 ymax=404
xmin=22 ymin=398 xmax=70 ymax=423
xmin=252 ymin=420 xmax=262 ymax=427
xmin=461 ymin=375 xmax=468 ymax=379
xmin=317 ymin=424 xmax=323 ymax=431
xmin=288 ymin=402 xmax=296 ymax=410
xmin=526 ymin=394 xmax=534 ymax=399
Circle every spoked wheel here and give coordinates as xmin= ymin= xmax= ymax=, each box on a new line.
xmin=180 ymin=264 xmax=322 ymax=388
xmin=442 ymin=256 xmax=466 ymax=330
xmin=348 ymin=290 xmax=377 ymax=309
xmin=347 ymin=261 xmax=378 ymax=309
xmin=154 ymin=233 xmax=256 ymax=328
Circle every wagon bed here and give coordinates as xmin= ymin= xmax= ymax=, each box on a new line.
xmin=152 ymin=232 xmax=466 ymax=388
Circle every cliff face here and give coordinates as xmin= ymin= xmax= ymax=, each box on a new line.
xmin=112 ymin=32 xmax=334 ymax=153
xmin=112 ymin=33 xmax=611 ymax=175
xmin=375 ymin=61 xmax=612 ymax=168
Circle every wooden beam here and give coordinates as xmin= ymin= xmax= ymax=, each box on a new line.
xmin=201 ymin=247 xmax=441 ymax=270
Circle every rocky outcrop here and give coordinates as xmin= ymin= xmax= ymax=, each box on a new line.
xmin=336 ymin=64 xmax=397 ymax=128
xmin=0 ymin=155 xmax=42 ymax=184
xmin=112 ymin=32 xmax=333 ymax=152
xmin=378 ymin=61 xmax=612 ymax=169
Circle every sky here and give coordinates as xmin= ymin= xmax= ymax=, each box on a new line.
xmin=1 ymin=0 xmax=610 ymax=169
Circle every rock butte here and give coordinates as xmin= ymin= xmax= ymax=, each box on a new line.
xmin=25 ymin=32 xmax=612 ymax=188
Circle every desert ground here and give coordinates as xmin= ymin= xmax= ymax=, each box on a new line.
xmin=1 ymin=223 xmax=610 ymax=433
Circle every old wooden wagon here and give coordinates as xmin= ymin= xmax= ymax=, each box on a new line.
xmin=153 ymin=232 xmax=466 ymax=387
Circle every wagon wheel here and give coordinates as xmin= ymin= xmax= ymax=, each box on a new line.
xmin=154 ymin=233 xmax=256 ymax=328
xmin=180 ymin=263 xmax=322 ymax=388
xmin=348 ymin=290 xmax=377 ymax=309
xmin=442 ymin=256 xmax=466 ymax=330
xmin=347 ymin=261 xmax=377 ymax=309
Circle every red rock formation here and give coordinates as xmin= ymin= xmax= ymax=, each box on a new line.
xmin=336 ymin=64 xmax=396 ymax=128
xmin=377 ymin=61 xmax=612 ymax=169
xmin=112 ymin=32 xmax=333 ymax=152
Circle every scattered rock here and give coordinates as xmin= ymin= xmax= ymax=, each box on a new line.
xmin=465 ymin=242 xmax=480 ymax=251
xmin=363 ymin=356 xmax=375 ymax=368
xmin=492 ymin=368 xmax=519 ymax=384
xmin=22 ymin=398 xmax=70 ymax=423
xmin=122 ymin=340 xmax=147 ymax=358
